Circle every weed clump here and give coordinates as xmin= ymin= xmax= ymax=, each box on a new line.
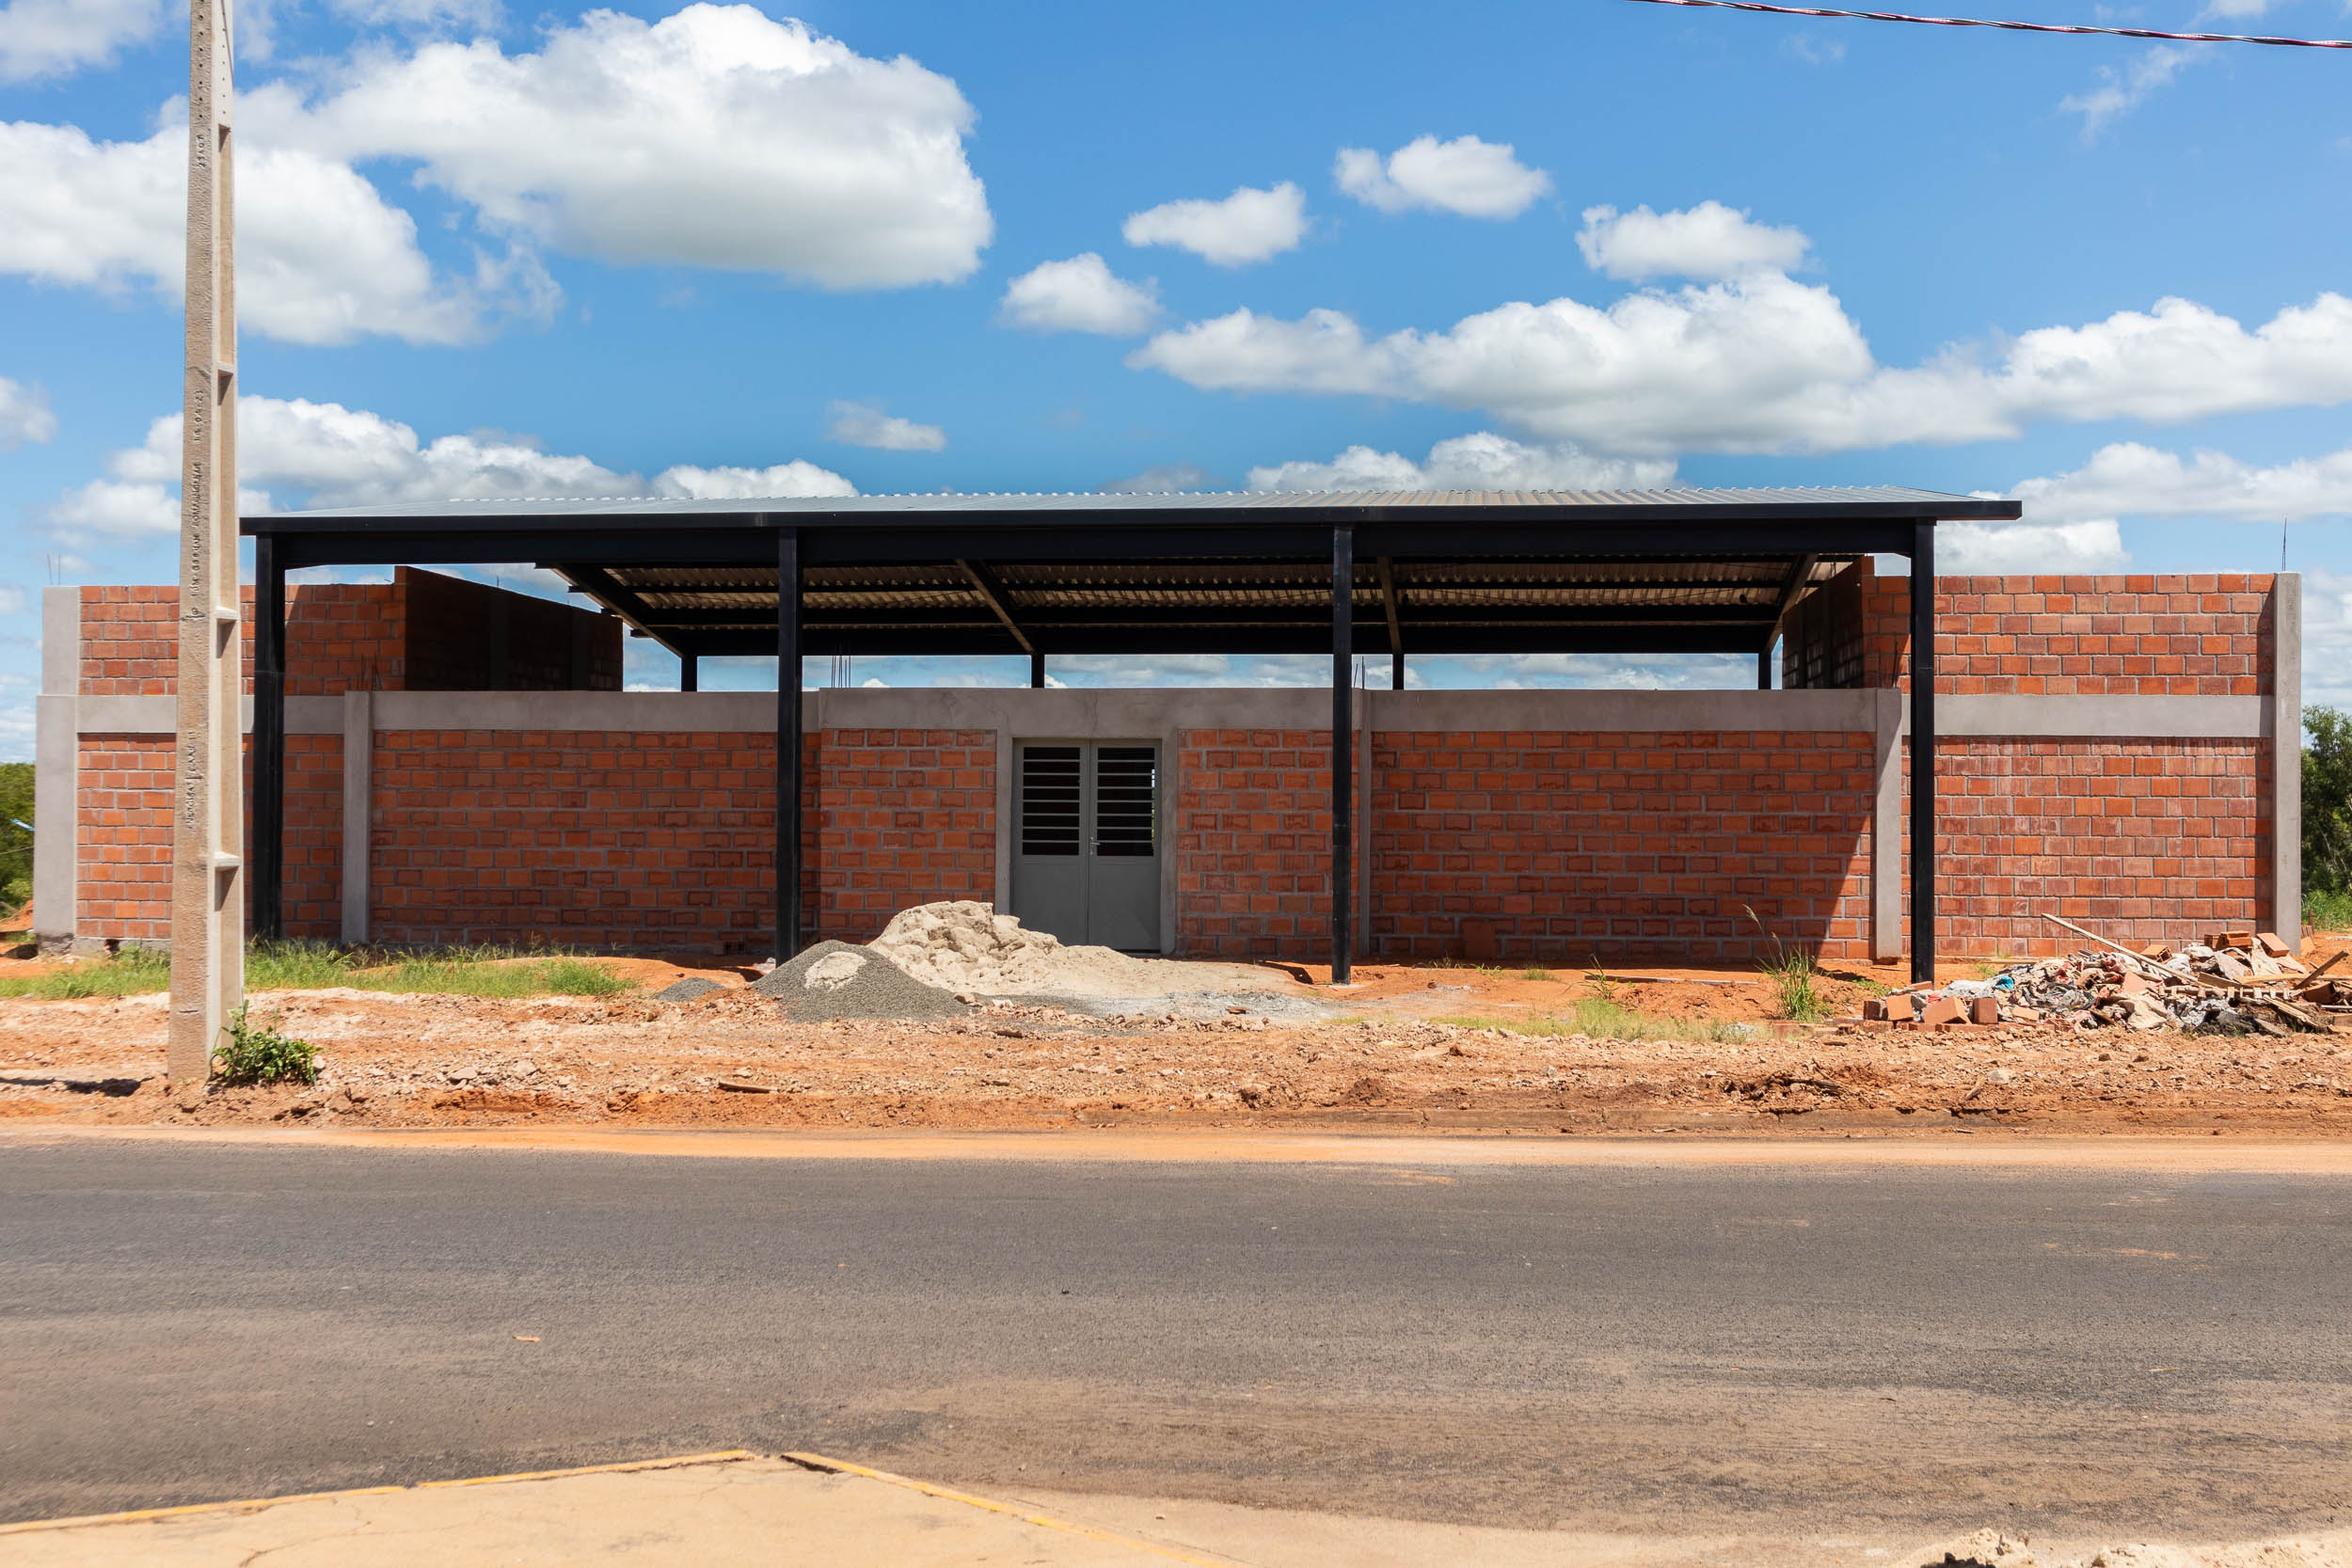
xmin=1743 ymin=905 xmax=1828 ymax=1022
xmin=211 ymin=1006 xmax=318 ymax=1085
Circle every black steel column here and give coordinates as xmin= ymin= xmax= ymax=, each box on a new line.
xmin=776 ymin=526 xmax=803 ymax=965
xmin=252 ymin=534 xmax=285 ymax=942
xmin=1909 ymin=519 xmax=1936 ymax=984
xmin=1331 ymin=527 xmax=1354 ymax=985
xmin=1757 ymin=646 xmax=1772 ymax=689
xmin=1391 ymin=650 xmax=1404 ymax=690
xmin=1029 ymin=651 xmax=1045 ymax=689
xmin=679 ymin=653 xmax=698 ymax=692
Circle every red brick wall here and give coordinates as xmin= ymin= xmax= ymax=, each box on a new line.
xmin=1176 ymin=729 xmax=1335 ymax=958
xmin=365 ymin=729 xmax=990 ymax=950
xmin=1857 ymin=570 xmax=2276 ymax=695
xmin=282 ymin=735 xmax=343 ymax=938
xmin=1375 ymin=727 xmax=1877 ymax=963
xmin=78 ymin=582 xmax=409 ymax=696
xmin=817 ymin=729 xmax=995 ymax=941
xmin=75 ymin=735 xmax=174 ymax=941
xmin=1912 ymin=738 xmax=2269 ymax=954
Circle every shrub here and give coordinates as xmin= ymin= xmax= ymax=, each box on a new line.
xmin=211 ymin=1006 xmax=318 ymax=1085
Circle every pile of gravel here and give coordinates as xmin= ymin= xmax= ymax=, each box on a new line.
xmin=750 ymin=940 xmax=969 ymax=1022
xmin=654 ymin=976 xmax=726 ymax=1003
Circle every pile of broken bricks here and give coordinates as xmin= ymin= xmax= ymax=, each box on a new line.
xmin=1858 ymin=916 xmax=2345 ymax=1036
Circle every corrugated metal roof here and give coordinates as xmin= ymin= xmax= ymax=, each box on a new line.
xmin=258 ymin=483 xmax=2007 ymax=522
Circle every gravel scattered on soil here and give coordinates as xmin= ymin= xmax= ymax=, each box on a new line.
xmin=749 ymin=939 xmax=967 ymax=1022
xmin=654 ymin=977 xmax=725 ymax=1003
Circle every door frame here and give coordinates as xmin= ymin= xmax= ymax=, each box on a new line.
xmin=1007 ymin=736 xmax=1166 ymax=954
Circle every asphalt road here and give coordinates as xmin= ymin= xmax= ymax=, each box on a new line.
xmin=2 ymin=1136 xmax=2347 ymax=1541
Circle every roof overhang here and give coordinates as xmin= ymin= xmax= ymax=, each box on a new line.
xmin=244 ymin=487 xmax=2020 ymax=660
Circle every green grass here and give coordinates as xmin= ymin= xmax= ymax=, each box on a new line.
xmin=1439 ymin=997 xmax=1750 ymax=1044
xmin=1742 ymin=904 xmax=1830 ymax=1022
xmin=2305 ymin=888 xmax=2352 ymax=935
xmin=0 ymin=941 xmax=635 ymax=1001
xmin=1516 ymin=968 xmax=1550 ymax=982
xmin=0 ymin=944 xmax=171 ymax=999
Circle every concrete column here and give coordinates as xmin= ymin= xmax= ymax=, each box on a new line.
xmin=34 ymin=588 xmax=80 ymax=956
xmin=2273 ymin=572 xmax=2302 ymax=952
xmin=341 ymin=690 xmax=372 ymax=945
xmin=1870 ymin=688 xmax=1902 ymax=964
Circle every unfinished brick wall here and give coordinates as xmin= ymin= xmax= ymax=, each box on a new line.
xmin=365 ymin=728 xmax=990 ymax=950
xmin=1175 ymin=729 xmax=1334 ymax=958
xmin=1839 ymin=566 xmax=2277 ymax=695
xmin=76 ymin=569 xmax=621 ymax=697
xmin=74 ymin=734 xmax=174 ymax=942
xmin=817 ymin=729 xmax=995 ymax=940
xmin=77 ymin=582 xmax=408 ymax=695
xmin=1906 ymin=739 xmax=2271 ymax=954
xmin=1374 ymin=727 xmax=1877 ymax=962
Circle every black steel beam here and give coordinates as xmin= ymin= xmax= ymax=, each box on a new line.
xmin=560 ymin=564 xmax=690 ymax=658
xmin=1331 ymin=527 xmax=1353 ymax=988
xmin=630 ymin=603 xmax=1781 ymax=635
xmin=251 ymin=534 xmax=285 ymax=943
xmin=1909 ymin=519 xmax=1936 ymax=985
xmin=1375 ymin=557 xmax=1404 ymax=656
xmin=666 ymin=624 xmax=1781 ymax=658
xmin=776 ymin=525 xmax=803 ymax=966
xmin=953 ymin=558 xmax=1037 ymax=656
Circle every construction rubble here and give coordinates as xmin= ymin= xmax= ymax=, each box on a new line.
xmin=1866 ymin=921 xmax=2348 ymax=1036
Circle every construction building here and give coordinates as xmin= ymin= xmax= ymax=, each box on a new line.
xmin=33 ymin=489 xmax=2301 ymax=979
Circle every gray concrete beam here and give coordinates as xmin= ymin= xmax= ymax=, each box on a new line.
xmin=2273 ymin=574 xmax=2302 ymax=952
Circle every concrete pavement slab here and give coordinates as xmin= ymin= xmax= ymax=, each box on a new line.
xmin=0 ymin=1456 xmax=1236 ymax=1568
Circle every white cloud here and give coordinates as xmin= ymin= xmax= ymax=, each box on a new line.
xmin=824 ymin=400 xmax=946 ymax=451
xmin=329 ymin=0 xmax=500 ymax=25
xmin=653 ymin=462 xmax=857 ymax=499
xmin=46 ymin=479 xmax=180 ymax=539
xmin=2301 ymin=567 xmax=2352 ymax=707
xmin=0 ymin=376 xmax=56 ymax=448
xmin=2058 ymin=45 xmax=2197 ymax=139
xmin=999 ymin=253 xmax=1159 ymax=335
xmin=1576 ymin=201 xmax=1809 ymax=281
xmin=1939 ymin=520 xmax=2131 ymax=574
xmin=44 ymin=395 xmax=856 ymax=538
xmin=2010 ymin=440 xmax=2352 ymax=522
xmin=1333 ymin=135 xmax=1551 ymax=219
xmin=1133 ymin=204 xmax=2352 ymax=457
xmin=1100 ymin=462 xmax=1223 ymax=494
xmin=1121 ymin=182 xmax=1307 ymax=267
xmin=2201 ymin=0 xmax=2277 ymax=13
xmin=0 ymin=119 xmax=552 ymax=345
xmin=0 ymin=0 xmax=163 ymax=83
xmin=255 ymin=4 xmax=991 ymax=289
xmin=1782 ymin=32 xmax=1846 ymax=64
xmin=1247 ymin=432 xmax=1676 ymax=493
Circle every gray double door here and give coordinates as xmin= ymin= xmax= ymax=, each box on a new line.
xmin=1011 ymin=741 xmax=1160 ymax=952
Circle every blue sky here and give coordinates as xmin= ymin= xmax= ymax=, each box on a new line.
xmin=1 ymin=0 xmax=2348 ymax=745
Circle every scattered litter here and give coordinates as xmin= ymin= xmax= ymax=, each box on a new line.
xmin=749 ymin=939 xmax=966 ymax=1022
xmin=655 ymin=977 xmax=724 ymax=1003
xmin=717 ymin=1078 xmax=778 ymax=1094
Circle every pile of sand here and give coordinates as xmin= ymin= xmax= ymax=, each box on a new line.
xmin=868 ymin=902 xmax=1184 ymax=998
xmin=748 ymin=940 xmax=967 ymax=1022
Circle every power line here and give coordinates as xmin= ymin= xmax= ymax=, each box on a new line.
xmin=1623 ymin=0 xmax=2352 ymax=49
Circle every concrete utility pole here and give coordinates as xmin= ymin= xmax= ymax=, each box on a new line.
xmin=168 ymin=0 xmax=243 ymax=1100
